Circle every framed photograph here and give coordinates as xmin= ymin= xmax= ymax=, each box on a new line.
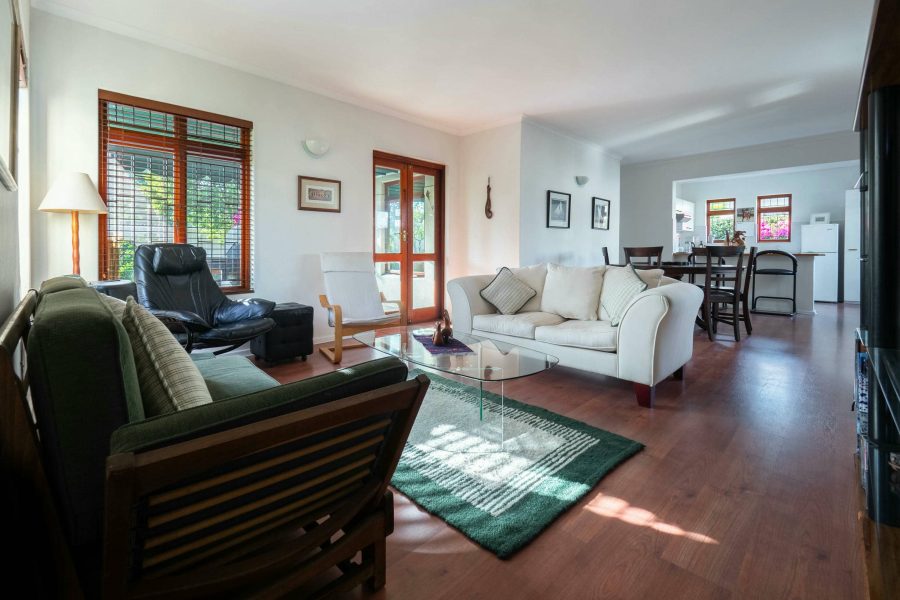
xmin=0 ymin=0 xmax=21 ymax=191
xmin=546 ymin=190 xmax=571 ymax=228
xmin=737 ymin=207 xmax=755 ymax=223
xmin=298 ymin=175 xmax=341 ymax=213
xmin=592 ymin=197 xmax=610 ymax=230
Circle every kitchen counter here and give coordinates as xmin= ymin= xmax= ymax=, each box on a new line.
xmin=671 ymin=251 xmax=820 ymax=314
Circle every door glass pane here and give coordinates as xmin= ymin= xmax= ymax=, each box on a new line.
xmin=375 ymin=166 xmax=401 ymax=253
xmin=375 ymin=261 xmax=401 ymax=302
xmin=412 ymin=260 xmax=435 ymax=309
xmin=412 ymin=172 xmax=435 ymax=254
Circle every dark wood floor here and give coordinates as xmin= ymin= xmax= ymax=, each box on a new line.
xmin=255 ymin=304 xmax=866 ymax=599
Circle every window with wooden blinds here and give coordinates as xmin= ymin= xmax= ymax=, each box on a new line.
xmin=98 ymin=90 xmax=254 ymax=292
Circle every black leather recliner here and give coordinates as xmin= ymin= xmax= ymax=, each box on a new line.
xmin=134 ymin=243 xmax=276 ymax=353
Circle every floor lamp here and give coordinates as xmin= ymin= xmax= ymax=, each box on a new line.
xmin=38 ymin=172 xmax=108 ymax=275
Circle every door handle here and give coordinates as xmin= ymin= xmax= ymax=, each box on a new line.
xmin=401 ymin=230 xmax=408 ymax=243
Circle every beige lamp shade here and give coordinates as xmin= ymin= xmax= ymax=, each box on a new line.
xmin=39 ymin=172 xmax=107 ymax=214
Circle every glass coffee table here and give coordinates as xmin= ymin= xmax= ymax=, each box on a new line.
xmin=354 ymin=326 xmax=559 ymax=452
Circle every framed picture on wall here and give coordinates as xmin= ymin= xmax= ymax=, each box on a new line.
xmin=298 ymin=175 xmax=341 ymax=212
xmin=546 ymin=190 xmax=571 ymax=228
xmin=592 ymin=197 xmax=610 ymax=230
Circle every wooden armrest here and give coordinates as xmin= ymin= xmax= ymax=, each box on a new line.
xmin=320 ymin=294 xmax=343 ymax=326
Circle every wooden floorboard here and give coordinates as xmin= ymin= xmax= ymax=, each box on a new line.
xmin=252 ymin=303 xmax=868 ymax=599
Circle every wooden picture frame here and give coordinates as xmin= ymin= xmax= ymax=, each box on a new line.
xmin=592 ymin=197 xmax=610 ymax=230
xmin=546 ymin=190 xmax=571 ymax=228
xmin=298 ymin=175 xmax=341 ymax=212
xmin=0 ymin=0 xmax=21 ymax=191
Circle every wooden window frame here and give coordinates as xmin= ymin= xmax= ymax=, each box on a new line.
xmin=98 ymin=90 xmax=254 ymax=293
xmin=705 ymin=198 xmax=736 ymax=243
xmin=756 ymin=194 xmax=792 ymax=243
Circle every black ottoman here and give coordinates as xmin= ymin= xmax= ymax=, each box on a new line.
xmin=251 ymin=302 xmax=314 ymax=363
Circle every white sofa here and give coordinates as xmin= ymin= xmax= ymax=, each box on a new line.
xmin=448 ymin=265 xmax=703 ymax=407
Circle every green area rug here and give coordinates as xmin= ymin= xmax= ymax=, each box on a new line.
xmin=391 ymin=371 xmax=643 ymax=558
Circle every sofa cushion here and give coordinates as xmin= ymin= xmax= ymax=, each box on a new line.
xmin=534 ymin=320 xmax=618 ymax=352
xmin=473 ymin=311 xmax=565 ymax=339
xmin=508 ymin=264 xmax=547 ymax=313
xmin=27 ymin=285 xmax=143 ymax=549
xmin=480 ymin=267 xmax=536 ymax=315
xmin=122 ymin=298 xmax=213 ymax=416
xmin=599 ymin=265 xmax=648 ymax=326
xmin=540 ymin=263 xmax=605 ymax=320
xmin=193 ymin=354 xmax=280 ymax=401
xmin=600 ymin=268 xmax=664 ymax=320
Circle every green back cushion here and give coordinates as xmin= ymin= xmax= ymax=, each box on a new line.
xmin=121 ymin=298 xmax=213 ymax=416
xmin=27 ymin=286 xmax=144 ymax=548
xmin=110 ymin=357 xmax=409 ymax=454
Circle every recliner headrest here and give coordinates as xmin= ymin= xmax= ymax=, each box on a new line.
xmin=152 ymin=245 xmax=207 ymax=275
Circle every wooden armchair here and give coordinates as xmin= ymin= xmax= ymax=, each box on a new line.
xmin=319 ymin=253 xmax=405 ymax=363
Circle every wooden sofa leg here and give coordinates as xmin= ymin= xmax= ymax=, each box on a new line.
xmin=672 ymin=366 xmax=684 ymax=381
xmin=634 ymin=383 xmax=655 ymax=408
xmin=364 ymin=536 xmax=387 ymax=591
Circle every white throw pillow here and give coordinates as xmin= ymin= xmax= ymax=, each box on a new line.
xmin=600 ymin=267 xmax=664 ymax=320
xmin=599 ymin=265 xmax=648 ymax=326
xmin=480 ymin=267 xmax=536 ymax=315
xmin=507 ymin=264 xmax=547 ymax=313
xmin=540 ymin=264 xmax=606 ymax=320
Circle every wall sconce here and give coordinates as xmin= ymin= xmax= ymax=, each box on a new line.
xmin=575 ymin=176 xmax=589 ymax=186
xmin=303 ymin=138 xmax=330 ymax=157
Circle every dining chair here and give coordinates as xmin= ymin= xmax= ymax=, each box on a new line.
xmin=686 ymin=247 xmax=724 ymax=285
xmin=623 ymin=246 xmax=663 ymax=266
xmin=740 ymin=246 xmax=757 ymax=335
xmin=699 ymin=246 xmax=745 ymax=342
xmin=601 ymin=247 xmax=611 ymax=265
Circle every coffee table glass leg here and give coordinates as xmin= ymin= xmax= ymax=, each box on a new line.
xmin=479 ymin=380 xmax=484 ymax=421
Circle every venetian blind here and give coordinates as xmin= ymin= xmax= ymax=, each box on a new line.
xmin=98 ymin=91 xmax=254 ymax=292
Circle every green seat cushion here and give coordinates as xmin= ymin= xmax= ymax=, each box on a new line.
xmin=122 ymin=298 xmax=213 ymax=416
xmin=110 ymin=357 xmax=409 ymax=454
xmin=193 ymin=354 xmax=279 ymax=401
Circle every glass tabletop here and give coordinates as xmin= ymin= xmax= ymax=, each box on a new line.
xmin=353 ymin=326 xmax=559 ymax=382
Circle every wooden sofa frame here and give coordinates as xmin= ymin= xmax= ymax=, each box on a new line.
xmin=1 ymin=290 xmax=429 ymax=598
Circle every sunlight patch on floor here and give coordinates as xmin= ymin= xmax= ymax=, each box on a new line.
xmin=585 ymin=494 xmax=718 ymax=544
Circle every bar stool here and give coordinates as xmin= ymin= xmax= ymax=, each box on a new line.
xmin=751 ymin=250 xmax=798 ymax=316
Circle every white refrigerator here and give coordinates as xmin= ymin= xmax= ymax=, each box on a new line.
xmin=801 ymin=224 xmax=840 ymax=302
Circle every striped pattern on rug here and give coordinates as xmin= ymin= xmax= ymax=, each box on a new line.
xmin=391 ymin=370 xmax=643 ymax=558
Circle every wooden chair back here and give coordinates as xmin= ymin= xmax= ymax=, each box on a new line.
xmin=601 ymin=247 xmax=611 ymax=265
xmin=742 ymin=246 xmax=758 ymax=301
xmin=623 ymin=246 xmax=663 ymax=266
xmin=703 ymin=246 xmax=745 ymax=294
xmin=103 ymin=376 xmax=429 ymax=598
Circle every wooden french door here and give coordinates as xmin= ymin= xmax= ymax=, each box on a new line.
xmin=373 ymin=151 xmax=444 ymax=323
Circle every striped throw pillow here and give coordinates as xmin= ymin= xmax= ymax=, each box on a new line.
xmin=600 ymin=265 xmax=648 ymax=326
xmin=480 ymin=267 xmax=537 ymax=315
xmin=122 ymin=298 xmax=213 ymax=416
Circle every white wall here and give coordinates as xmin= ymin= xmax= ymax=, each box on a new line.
xmin=30 ymin=10 xmax=462 ymax=341
xmin=519 ymin=119 xmax=621 ymax=266
xmin=458 ymin=122 xmax=521 ymax=274
xmin=620 ymin=131 xmax=859 ymax=258
xmin=676 ymin=163 xmax=858 ymax=254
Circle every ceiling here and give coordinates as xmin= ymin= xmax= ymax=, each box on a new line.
xmin=33 ymin=0 xmax=874 ymax=163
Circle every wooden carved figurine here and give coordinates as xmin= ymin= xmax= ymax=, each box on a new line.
xmin=440 ymin=310 xmax=452 ymax=342
xmin=485 ymin=177 xmax=493 ymax=219
xmin=431 ymin=310 xmax=453 ymax=346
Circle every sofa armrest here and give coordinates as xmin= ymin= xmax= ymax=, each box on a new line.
xmin=447 ymin=275 xmax=496 ymax=334
xmin=109 ymin=357 xmax=409 ymax=454
xmin=616 ymin=282 xmax=703 ymax=386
